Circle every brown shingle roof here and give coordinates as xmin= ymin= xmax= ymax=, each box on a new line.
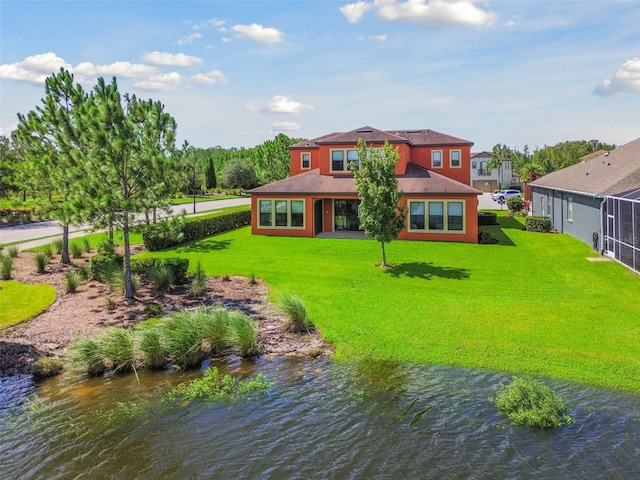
xmin=529 ymin=137 xmax=640 ymax=197
xmin=250 ymin=164 xmax=480 ymax=196
xmin=289 ymin=126 xmax=473 ymax=149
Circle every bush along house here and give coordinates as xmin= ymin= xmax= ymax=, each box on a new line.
xmin=249 ymin=126 xmax=481 ymax=243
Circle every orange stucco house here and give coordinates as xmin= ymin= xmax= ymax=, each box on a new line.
xmin=249 ymin=126 xmax=481 ymax=243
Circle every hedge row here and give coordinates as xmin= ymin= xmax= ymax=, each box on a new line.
xmin=525 ymin=216 xmax=552 ymax=233
xmin=143 ymin=208 xmax=251 ymax=251
xmin=478 ymin=212 xmax=498 ymax=226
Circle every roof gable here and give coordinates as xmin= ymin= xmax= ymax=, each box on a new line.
xmin=530 ymin=137 xmax=640 ymax=196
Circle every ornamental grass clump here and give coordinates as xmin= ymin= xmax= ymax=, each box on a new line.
xmin=189 ymin=261 xmax=208 ymax=297
xmin=69 ymin=241 xmax=84 ymax=259
xmin=34 ymin=252 xmax=51 ymax=274
xmin=70 ymin=328 xmax=139 ymax=376
xmin=150 ymin=265 xmax=175 ymax=292
xmin=278 ymin=293 xmax=313 ymax=333
xmin=64 ymin=270 xmax=82 ymax=294
xmin=32 ymin=357 xmax=64 ymax=378
xmin=6 ymin=246 xmax=19 ymax=258
xmin=0 ymin=254 xmax=13 ymax=280
xmin=493 ymin=376 xmax=573 ymax=428
xmin=136 ymin=326 xmax=166 ymax=370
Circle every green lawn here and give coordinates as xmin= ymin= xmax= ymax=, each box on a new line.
xmin=140 ymin=214 xmax=640 ymax=392
xmin=0 ymin=281 xmax=57 ymax=329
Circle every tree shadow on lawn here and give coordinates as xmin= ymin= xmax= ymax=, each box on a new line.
xmin=175 ymin=239 xmax=233 ymax=253
xmin=385 ymin=262 xmax=470 ymax=280
xmin=479 ymin=216 xmax=525 ymax=247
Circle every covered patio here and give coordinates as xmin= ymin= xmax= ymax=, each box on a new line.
xmin=604 ymin=188 xmax=640 ymax=274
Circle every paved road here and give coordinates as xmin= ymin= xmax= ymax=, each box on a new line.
xmin=0 ymin=197 xmax=251 ymax=249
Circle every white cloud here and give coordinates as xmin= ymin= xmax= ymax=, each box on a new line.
xmin=133 ymin=72 xmax=183 ymax=92
xmin=193 ymin=18 xmax=226 ymax=30
xmin=358 ymin=34 xmax=388 ymax=41
xmin=340 ymin=2 xmax=374 ymax=23
xmin=0 ymin=52 xmax=70 ymax=84
xmin=190 ymin=70 xmax=227 ymax=85
xmin=266 ymin=95 xmax=313 ymax=115
xmin=245 ymin=101 xmax=260 ymax=112
xmin=74 ymin=61 xmax=157 ymax=79
xmin=373 ymin=0 xmax=497 ymax=28
xmin=142 ymin=51 xmax=203 ymax=67
xmin=231 ymin=24 xmax=284 ymax=44
xmin=271 ymin=121 xmax=301 ymax=132
xmin=593 ymin=58 xmax=640 ymax=96
xmin=177 ymin=33 xmax=203 ymax=45
xmin=221 ymin=37 xmax=232 ymax=43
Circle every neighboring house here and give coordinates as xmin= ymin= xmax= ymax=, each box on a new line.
xmin=249 ymin=126 xmax=481 ymax=243
xmin=529 ymin=137 xmax=640 ymax=274
xmin=470 ymin=151 xmax=520 ymax=193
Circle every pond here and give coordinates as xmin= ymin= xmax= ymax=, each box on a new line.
xmin=1 ymin=357 xmax=639 ymax=479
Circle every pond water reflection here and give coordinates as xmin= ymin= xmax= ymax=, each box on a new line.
xmin=1 ymin=357 xmax=639 ymax=479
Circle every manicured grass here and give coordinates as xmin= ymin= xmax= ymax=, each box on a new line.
xmin=138 ymin=214 xmax=640 ymax=392
xmin=0 ymin=280 xmax=57 ymax=329
xmin=27 ymin=229 xmax=145 ymax=253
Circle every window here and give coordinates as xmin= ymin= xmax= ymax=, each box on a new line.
xmin=567 ymin=197 xmax=573 ymax=222
xmin=472 ymin=161 xmax=477 ymax=169
xmin=450 ymin=150 xmax=461 ymax=168
xmin=432 ymin=150 xmax=442 ymax=168
xmin=331 ymin=149 xmax=360 ymax=172
xmin=257 ymin=199 xmax=305 ymax=229
xmin=259 ymin=200 xmax=272 ymax=227
xmin=410 ymin=202 xmax=425 ymax=230
xmin=429 ymin=202 xmax=444 ymax=230
xmin=301 ymin=152 xmax=310 ymax=169
xmin=408 ymin=200 xmax=466 ymax=233
xmin=447 ymin=202 xmax=463 ymax=230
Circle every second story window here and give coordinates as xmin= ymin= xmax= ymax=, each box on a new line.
xmin=432 ymin=150 xmax=442 ymax=168
xmin=331 ymin=149 xmax=359 ymax=172
xmin=450 ymin=150 xmax=461 ymax=167
xmin=301 ymin=152 xmax=310 ymax=169
xmin=472 ymin=161 xmax=477 ymax=169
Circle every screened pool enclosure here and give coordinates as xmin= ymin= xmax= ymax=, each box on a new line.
xmin=604 ymin=189 xmax=640 ymax=274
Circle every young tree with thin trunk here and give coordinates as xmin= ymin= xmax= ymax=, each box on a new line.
xmin=15 ymin=69 xmax=87 ymax=264
xmin=352 ymin=139 xmax=405 ymax=267
xmin=72 ymin=77 xmax=177 ymax=298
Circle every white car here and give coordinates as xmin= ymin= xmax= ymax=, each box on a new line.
xmin=491 ymin=189 xmax=521 ymax=202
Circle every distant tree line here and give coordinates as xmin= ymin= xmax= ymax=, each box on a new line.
xmin=488 ymin=140 xmax=616 ymax=183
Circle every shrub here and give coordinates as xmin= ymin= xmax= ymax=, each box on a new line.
xmin=221 ymin=158 xmax=259 ymax=190
xmin=32 ymin=357 xmax=64 ymax=378
xmin=278 ymin=293 xmax=314 ymax=333
xmin=142 ymin=208 xmax=251 ymax=251
xmin=69 ymin=241 xmax=84 ymax=259
xmin=64 ymin=271 xmax=82 ymax=294
xmin=525 ymin=216 xmax=552 ymax=233
xmin=0 ymin=255 xmax=13 ymax=280
xmin=149 ymin=265 xmax=175 ymax=292
xmin=143 ymin=302 xmax=164 ymax=319
xmin=189 ymin=262 xmax=208 ymax=297
xmin=478 ymin=212 xmax=498 ymax=226
xmin=478 ymin=230 xmax=493 ymax=244
xmin=104 ymin=297 xmax=117 ymax=310
xmin=6 ymin=246 xmax=19 ymax=258
xmin=76 ymin=265 xmax=91 ymax=281
xmin=131 ymin=257 xmax=189 ymax=283
xmin=493 ymin=376 xmax=573 ymax=428
xmin=42 ymin=242 xmax=56 ymax=258
xmin=90 ymin=253 xmax=124 ymax=281
xmin=70 ymin=328 xmax=138 ymax=376
xmin=52 ymin=239 xmax=63 ymax=255
xmin=507 ymin=196 xmax=525 ymax=215
xmin=221 ymin=274 xmax=231 ymax=282
xmin=97 ymin=238 xmax=116 ymax=255
xmin=34 ymin=252 xmax=51 ymax=273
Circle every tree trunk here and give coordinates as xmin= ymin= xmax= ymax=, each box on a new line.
xmin=61 ymin=224 xmax=71 ymax=264
xmin=380 ymin=242 xmax=387 ymax=267
xmin=123 ymin=217 xmax=133 ymax=299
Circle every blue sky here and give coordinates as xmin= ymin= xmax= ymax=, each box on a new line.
xmin=1 ymin=1 xmax=639 ymax=151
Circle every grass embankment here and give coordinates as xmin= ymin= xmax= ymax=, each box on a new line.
xmin=137 ymin=213 xmax=640 ymax=392
xmin=0 ymin=281 xmax=57 ymax=329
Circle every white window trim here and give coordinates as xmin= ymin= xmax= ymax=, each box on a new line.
xmin=406 ymin=200 xmax=466 ymax=234
xmin=432 ymin=150 xmax=443 ymax=169
xmin=450 ymin=149 xmax=462 ymax=168
xmin=301 ymin=152 xmax=311 ymax=170
xmin=257 ymin=198 xmax=306 ymax=230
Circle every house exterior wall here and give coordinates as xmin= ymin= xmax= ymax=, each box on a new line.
xmin=531 ymin=186 xmax=603 ymax=249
